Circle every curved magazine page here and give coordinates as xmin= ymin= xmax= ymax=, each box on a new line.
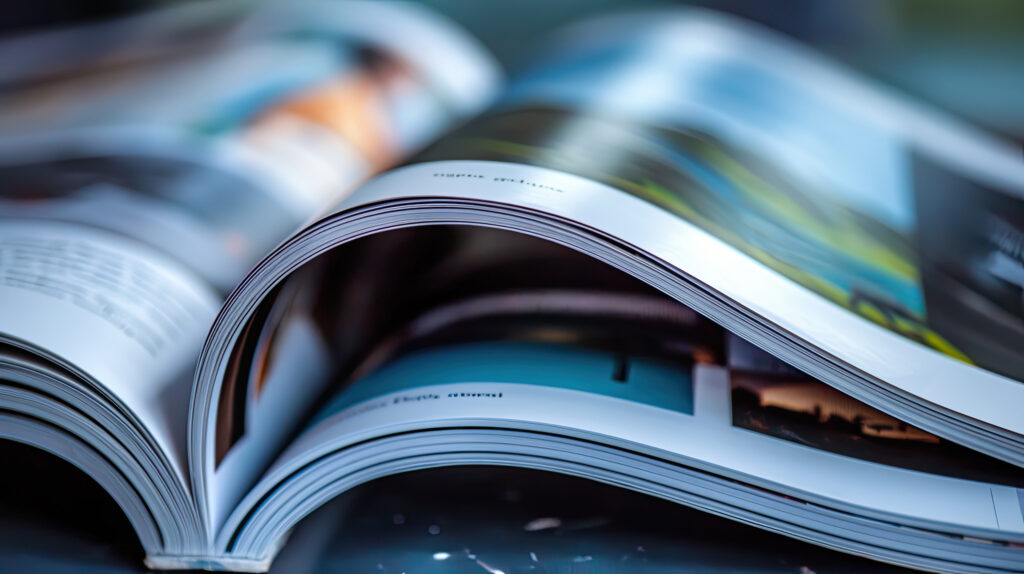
xmin=196 ymin=219 xmax=1023 ymax=571
xmin=220 ymin=338 xmax=1024 ymax=573
xmin=0 ymin=343 xmax=220 ymax=556
xmin=239 ymin=430 xmax=1022 ymax=574
xmin=217 ymin=275 xmax=1023 ymax=572
xmin=0 ymin=221 xmax=218 ymax=555
xmin=0 ymin=0 xmax=500 ymax=551
xmin=369 ymin=11 xmax=1024 ymax=454
xmin=185 ymin=1 xmax=503 ymax=534
xmin=0 ymin=413 xmax=164 ymax=557
xmin=412 ymin=10 xmax=1024 ymax=388
xmin=0 ymin=143 xmax=300 ymax=293
xmin=0 ymin=384 xmax=197 ymax=560
xmin=0 ymin=221 xmax=219 ymax=477
xmin=336 ymin=160 xmax=1024 ymax=461
xmin=0 ymin=0 xmax=498 ymax=294
xmin=192 ymin=6 xmax=1023 ymax=565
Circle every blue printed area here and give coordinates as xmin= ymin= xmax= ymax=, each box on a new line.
xmin=308 ymin=341 xmax=694 ymax=428
xmin=503 ymin=29 xmax=915 ymax=234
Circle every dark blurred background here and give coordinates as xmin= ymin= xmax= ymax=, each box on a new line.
xmin=3 ymin=0 xmax=1023 ymax=143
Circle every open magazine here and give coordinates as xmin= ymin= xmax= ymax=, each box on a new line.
xmin=1 ymin=2 xmax=1022 ymax=573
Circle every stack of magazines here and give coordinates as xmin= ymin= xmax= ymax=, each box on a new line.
xmin=0 ymin=2 xmax=1021 ymax=572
